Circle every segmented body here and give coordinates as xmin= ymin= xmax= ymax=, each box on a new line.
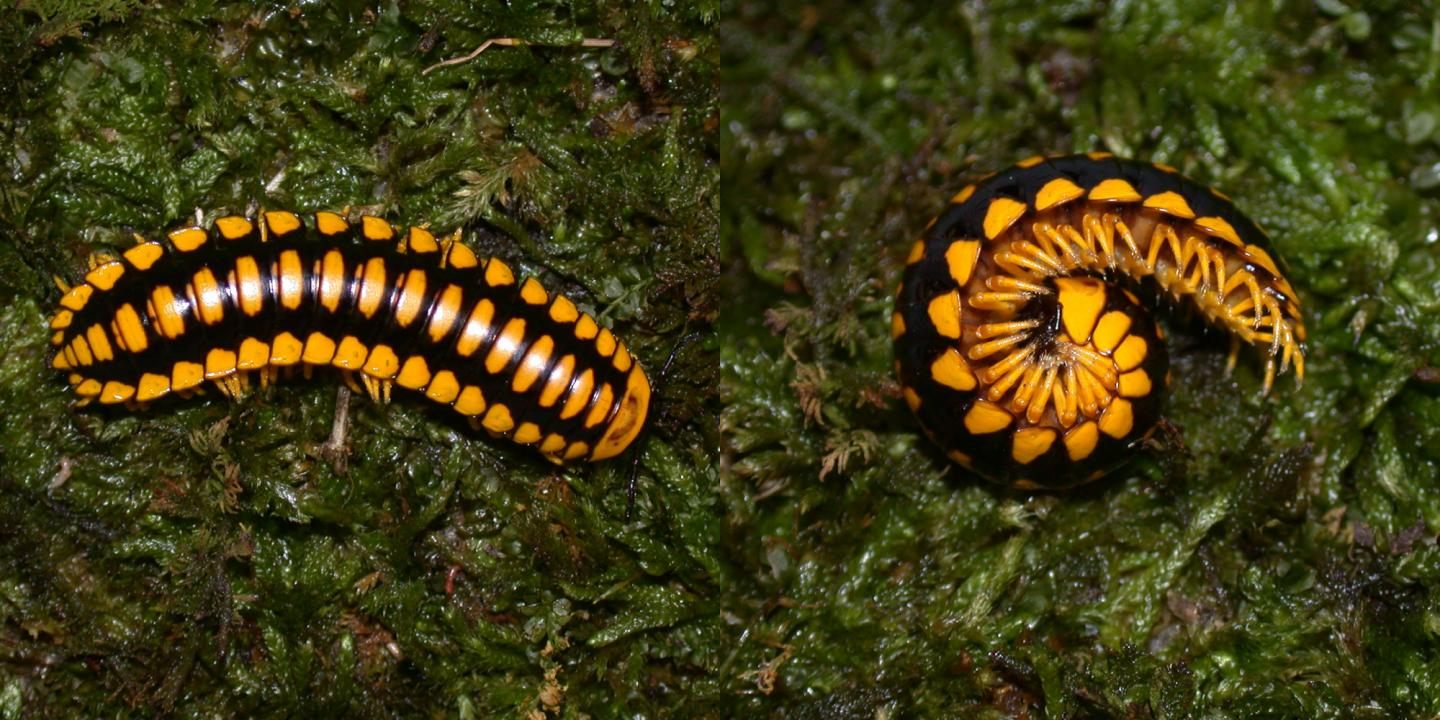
xmin=48 ymin=210 xmax=650 ymax=463
xmin=893 ymin=153 xmax=1305 ymax=487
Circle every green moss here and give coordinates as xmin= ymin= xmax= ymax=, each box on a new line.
xmin=0 ymin=1 xmax=715 ymax=716
xmin=723 ymin=0 xmax=1440 ymax=715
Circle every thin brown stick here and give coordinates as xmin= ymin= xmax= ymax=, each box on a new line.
xmin=422 ymin=37 xmax=616 ymax=75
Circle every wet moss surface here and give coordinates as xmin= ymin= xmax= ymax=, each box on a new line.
xmin=0 ymin=1 xmax=717 ymax=716
xmin=723 ymin=1 xmax=1440 ymax=716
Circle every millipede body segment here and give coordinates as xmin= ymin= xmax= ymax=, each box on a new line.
xmin=48 ymin=211 xmax=650 ymax=463
xmin=893 ymin=153 xmax=1305 ymax=488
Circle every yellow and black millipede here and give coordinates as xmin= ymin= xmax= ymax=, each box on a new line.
xmin=894 ymin=153 xmax=1306 ymax=488
xmin=47 ymin=210 xmax=650 ymax=464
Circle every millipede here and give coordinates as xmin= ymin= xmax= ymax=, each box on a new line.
xmin=893 ymin=153 xmax=1305 ymax=488
xmin=47 ymin=210 xmax=650 ymax=464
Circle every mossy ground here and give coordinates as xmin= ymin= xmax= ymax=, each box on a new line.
xmin=723 ymin=0 xmax=1440 ymax=716
xmin=0 ymin=1 xmax=717 ymax=717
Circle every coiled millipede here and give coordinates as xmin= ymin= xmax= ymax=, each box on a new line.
xmin=48 ymin=210 xmax=650 ymax=463
xmin=893 ymin=153 xmax=1305 ymax=488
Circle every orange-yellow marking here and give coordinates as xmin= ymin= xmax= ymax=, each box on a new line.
xmin=538 ymin=355 xmax=576 ymax=408
xmin=596 ymin=328 xmax=618 ymax=357
xmin=361 ymin=216 xmax=394 ymax=241
xmin=75 ymin=378 xmax=102 ymax=397
xmin=426 ymin=285 xmax=465 ymax=343
xmin=123 ymin=242 xmax=164 ymax=270
xmin=99 ymin=380 xmax=135 ymax=404
xmin=1091 ymin=311 xmax=1132 ymax=353
xmin=1055 ymin=277 xmax=1106 ymax=343
xmin=592 ymin=368 xmax=651 ymax=459
xmin=930 ymin=348 xmax=976 ymax=391
xmin=191 ymin=268 xmax=225 ymax=325
xmin=237 ymin=337 xmax=269 ymax=370
xmin=393 ymin=269 xmax=427 ymax=327
xmin=318 ymin=250 xmax=345 ymax=312
xmin=136 ymin=372 xmax=170 ymax=402
xmin=484 ymin=318 xmax=527 ymax=373
xmin=407 ymin=227 xmax=438 ymax=253
xmin=1034 ymin=177 xmax=1085 ymax=211
xmin=234 ymin=256 xmax=265 ymax=316
xmin=355 ymin=257 xmax=387 ymax=318
xmin=891 ymin=312 xmax=906 ymax=339
xmin=455 ymin=299 xmax=496 ymax=357
xmin=270 ymin=331 xmax=303 ymax=365
xmin=549 ymin=296 xmax=579 ymax=323
xmin=216 ymin=216 xmax=253 ymax=240
xmin=513 ymin=422 xmax=542 ymax=445
xmin=540 ymin=434 xmax=567 ymax=455
xmin=1118 ymin=370 xmax=1152 ymax=397
xmin=484 ymin=258 xmax=515 ymax=287
xmin=903 ymin=387 xmax=921 ymax=411
xmin=316 ymin=211 xmax=349 ymax=235
xmin=585 ymin=383 xmax=616 ymax=428
xmin=1113 ymin=335 xmax=1148 ymax=371
xmin=395 ymin=356 xmax=431 ymax=389
xmin=906 ymin=240 xmax=925 ymax=265
xmin=1099 ymin=398 xmax=1134 ymax=438
xmin=1087 ymin=178 xmax=1141 ymax=203
xmin=364 ymin=344 xmax=400 ymax=379
xmin=1195 ymin=216 xmax=1242 ymax=247
xmin=482 ymin=403 xmax=515 ymax=433
xmin=951 ymin=185 xmax=977 ymax=204
xmin=1244 ymin=244 xmax=1282 ymax=276
xmin=332 ymin=336 xmax=369 ymax=369
xmin=60 ymin=284 xmax=93 ymax=311
xmin=520 ymin=277 xmax=548 ymax=305
xmin=927 ymin=290 xmax=962 ymax=340
xmin=613 ymin=343 xmax=633 ymax=373
xmin=945 ymin=240 xmax=982 ymax=286
xmin=574 ymin=314 xmax=599 ymax=341
xmin=171 ymin=361 xmax=204 ymax=391
xmin=278 ymin=249 xmax=304 ymax=310
xmin=1064 ymin=421 xmax=1100 ymax=461
xmin=204 ymin=347 xmax=237 ymax=378
xmin=560 ymin=369 xmax=595 ymax=420
xmin=982 ymin=197 xmax=1028 ymax=240
xmin=1141 ymin=191 xmax=1195 ymax=219
xmin=964 ymin=400 xmax=1012 ymax=434
xmin=168 ymin=227 xmax=207 ymax=252
xmin=1011 ymin=427 xmax=1056 ymax=464
xmin=85 ymin=261 xmax=124 ymax=291
xmin=301 ymin=332 xmax=337 ymax=364
xmin=265 ymin=211 xmax=301 ymax=236
xmin=453 ymin=386 xmax=487 ymax=416
xmin=86 ymin=325 xmax=114 ymax=362
xmin=447 ymin=242 xmax=479 ymax=269
xmin=112 ymin=303 xmax=147 ymax=353
xmin=512 ymin=335 xmax=554 ymax=393
xmin=425 ymin=370 xmax=460 ymax=403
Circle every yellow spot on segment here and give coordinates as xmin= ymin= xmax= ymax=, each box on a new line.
xmin=1245 ymin=244 xmax=1282 ymax=276
xmin=86 ymin=325 xmax=114 ymax=362
xmin=550 ymin=296 xmax=579 ymax=323
xmin=395 ymin=356 xmax=431 ymax=389
xmin=1114 ymin=335 xmax=1148 ymax=371
xmin=85 ymin=262 xmax=124 ymax=291
xmin=204 ymin=348 xmax=237 ymax=378
xmin=51 ymin=350 xmax=69 ymax=368
xmin=520 ymin=277 xmax=548 ymax=305
xmin=361 ymin=216 xmax=394 ymax=241
xmin=927 ymin=290 xmax=962 ymax=339
xmin=1153 ymin=162 xmax=1178 ymax=173
xmin=574 ymin=314 xmax=599 ymax=341
xmin=455 ymin=299 xmax=496 ymax=357
xmin=356 ymin=257 xmax=387 ymax=318
xmin=99 ymin=380 xmax=135 ymax=404
xmin=364 ymin=344 xmax=400 ymax=379
xmin=70 ymin=336 xmax=93 ymax=365
xmin=539 ymin=355 xmax=576 ymax=408
xmin=560 ymin=369 xmax=595 ymax=420
xmin=447 ymin=242 xmax=479 ymax=269
xmin=270 ymin=331 xmax=303 ymax=365
xmin=592 ymin=368 xmax=651 ymax=460
xmin=265 ymin=211 xmax=301 ymax=236
xmin=1011 ymin=427 xmax=1056 ymax=464
xmin=930 ymin=348 xmax=977 ymax=391
xmin=1088 ymin=178 xmax=1141 ymax=203
xmin=1099 ymin=398 xmax=1134 ymax=438
xmin=513 ymin=422 xmax=542 ymax=444
xmin=171 ymin=361 xmax=204 ymax=391
xmin=191 ymin=268 xmax=225 ymax=325
xmin=319 ymin=250 xmax=345 ymax=312
xmin=906 ymin=240 xmax=925 ymax=265
xmin=945 ymin=240 xmax=982 ymax=286
xmin=1016 ymin=155 xmax=1045 ymax=169
xmin=540 ymin=434 xmax=567 ymax=455
xmin=60 ymin=284 xmax=93 ymax=311
xmin=235 ymin=256 xmax=264 ymax=316
xmin=302 ymin=332 xmax=337 ymax=364
xmin=169 ymin=227 xmax=207 ymax=252
xmin=76 ymin=378 xmax=102 ymax=397
xmin=613 ymin=343 xmax=633 ymax=373
xmin=453 ymin=386 xmax=487 ymax=416
xmin=316 ymin=211 xmax=349 ymax=235
xmin=982 ymin=197 xmax=1028 ymax=240
xmin=216 ymin=216 xmax=253 ymax=240
xmin=425 ymin=370 xmax=460 ymax=403
xmin=513 ymin=335 xmax=554 ymax=393
xmin=278 ymin=250 xmax=304 ymax=310
xmin=136 ymin=373 xmax=170 ymax=402
xmin=1055 ymin=277 xmax=1107 ymax=343
xmin=50 ymin=309 xmax=73 ymax=330
xmin=1034 ymin=177 xmax=1085 ymax=210
xmin=407 ymin=227 xmax=438 ymax=253
xmin=123 ymin=242 xmax=164 ymax=270
xmin=1195 ymin=216 xmax=1242 ymax=247
xmin=393 ymin=269 xmax=427 ymax=327
xmin=482 ymin=403 xmax=515 ymax=433
xmin=332 ymin=336 xmax=369 ymax=369
xmin=113 ymin=303 xmax=147 ymax=353
xmin=426 ymin=285 xmax=464 ymax=344
xmin=890 ymin=312 xmax=906 ymax=339
xmin=951 ymin=185 xmax=977 ymax=204
xmin=1091 ymin=311 xmax=1132 ymax=353
xmin=484 ymin=257 xmax=514 ymax=286
xmin=902 ymin=387 xmax=921 ymax=411
xmin=585 ymin=383 xmax=615 ymax=428
xmin=1119 ymin=370 xmax=1152 ymax=397
xmin=596 ymin=328 xmax=618 ymax=357
xmin=964 ymin=400 xmax=1013 ymax=434
xmin=1064 ymin=422 xmax=1100 ymax=461
xmin=1141 ymin=191 xmax=1195 ymax=219
xmin=1086 ymin=151 xmax=1115 ymax=160
xmin=485 ymin=318 xmax=527 ymax=373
